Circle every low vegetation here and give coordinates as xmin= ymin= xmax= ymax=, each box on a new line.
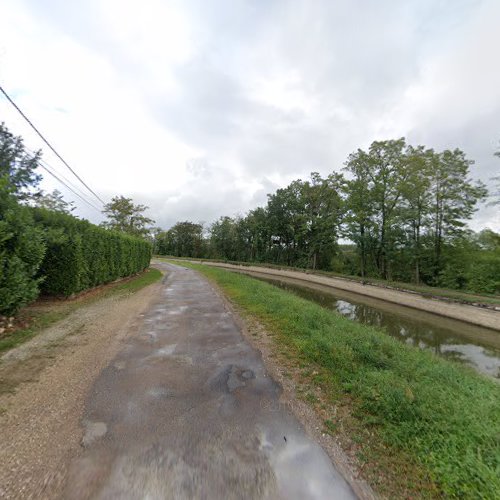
xmin=187 ymin=263 xmax=500 ymax=498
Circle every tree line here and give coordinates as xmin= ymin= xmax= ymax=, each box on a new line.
xmin=155 ymin=138 xmax=500 ymax=294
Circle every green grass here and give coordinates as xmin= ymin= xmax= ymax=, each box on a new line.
xmin=156 ymin=255 xmax=500 ymax=307
xmin=110 ymin=267 xmax=163 ymax=294
xmin=185 ymin=262 xmax=500 ymax=499
xmin=0 ymin=267 xmax=163 ymax=354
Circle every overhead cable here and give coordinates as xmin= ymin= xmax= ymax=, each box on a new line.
xmin=0 ymin=83 xmax=106 ymax=205
xmin=25 ymin=147 xmax=104 ymax=210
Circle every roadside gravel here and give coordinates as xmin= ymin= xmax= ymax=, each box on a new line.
xmin=0 ymin=283 xmax=160 ymax=499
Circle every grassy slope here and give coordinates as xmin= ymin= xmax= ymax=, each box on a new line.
xmin=156 ymin=256 xmax=500 ymax=307
xmin=0 ymin=268 xmax=163 ymax=354
xmin=186 ymin=262 xmax=500 ymax=499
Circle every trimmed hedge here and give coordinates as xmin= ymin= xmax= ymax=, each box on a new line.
xmin=32 ymin=208 xmax=152 ymax=296
xmin=0 ymin=181 xmax=45 ymax=315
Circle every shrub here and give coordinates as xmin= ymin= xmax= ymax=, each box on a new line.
xmin=0 ymin=180 xmax=45 ymax=314
xmin=32 ymin=208 xmax=152 ymax=296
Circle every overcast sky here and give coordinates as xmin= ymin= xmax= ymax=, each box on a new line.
xmin=1 ymin=0 xmax=499 ymax=231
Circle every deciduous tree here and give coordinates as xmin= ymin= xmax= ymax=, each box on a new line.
xmin=102 ymin=195 xmax=154 ymax=238
xmin=33 ymin=189 xmax=75 ymax=214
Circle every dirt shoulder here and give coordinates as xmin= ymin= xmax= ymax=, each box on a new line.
xmin=0 ymin=282 xmax=161 ymax=499
xmin=196 ymin=262 xmax=500 ymax=331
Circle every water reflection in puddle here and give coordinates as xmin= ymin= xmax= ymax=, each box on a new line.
xmin=250 ymin=274 xmax=500 ymax=380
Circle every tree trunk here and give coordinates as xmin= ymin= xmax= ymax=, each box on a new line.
xmin=360 ymin=224 xmax=366 ymax=279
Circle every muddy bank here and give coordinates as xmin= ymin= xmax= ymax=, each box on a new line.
xmin=188 ymin=262 xmax=500 ymax=331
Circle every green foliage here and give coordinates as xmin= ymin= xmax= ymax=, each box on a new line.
xmin=0 ymin=122 xmax=41 ymax=200
xmin=0 ymin=180 xmax=45 ymax=315
xmin=343 ymin=139 xmax=487 ymax=282
xmin=0 ymin=123 xmax=152 ymax=313
xmin=155 ymin=221 xmax=205 ymax=258
xmin=33 ymin=208 xmax=152 ymax=296
xmin=155 ymin=137 xmax=496 ymax=296
xmin=0 ymin=124 xmax=45 ymax=315
xmin=193 ymin=264 xmax=500 ymax=498
xmin=101 ymin=195 xmax=154 ymax=238
xmin=156 ymin=172 xmax=343 ymax=270
xmin=33 ymin=189 xmax=75 ymax=213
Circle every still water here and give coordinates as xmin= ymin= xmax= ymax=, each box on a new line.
xmin=242 ymin=271 xmax=500 ymax=380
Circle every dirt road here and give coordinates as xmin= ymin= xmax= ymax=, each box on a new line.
xmin=0 ymin=263 xmax=359 ymax=499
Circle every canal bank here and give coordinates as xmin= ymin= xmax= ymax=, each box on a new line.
xmin=190 ymin=261 xmax=500 ymax=331
xmin=242 ymin=271 xmax=500 ymax=379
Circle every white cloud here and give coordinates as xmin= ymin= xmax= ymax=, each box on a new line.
xmin=0 ymin=0 xmax=498 ymax=231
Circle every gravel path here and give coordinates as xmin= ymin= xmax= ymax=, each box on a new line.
xmin=0 ymin=283 xmax=160 ymax=499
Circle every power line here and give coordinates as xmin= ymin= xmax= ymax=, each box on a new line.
xmin=25 ymin=147 xmax=104 ymax=210
xmin=0 ymin=83 xmax=106 ymax=205
xmin=39 ymin=161 xmax=103 ymax=212
xmin=23 ymin=149 xmax=103 ymax=213
xmin=37 ymin=160 xmax=103 ymax=213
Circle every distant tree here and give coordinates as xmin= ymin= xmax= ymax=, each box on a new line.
xmin=428 ymin=149 xmax=487 ymax=280
xmin=489 ymin=145 xmax=500 ymax=206
xmin=343 ymin=139 xmax=487 ymax=283
xmin=101 ymin=195 xmax=154 ymax=238
xmin=156 ymin=221 xmax=204 ymax=257
xmin=210 ymin=216 xmax=244 ymax=261
xmin=244 ymin=207 xmax=271 ymax=262
xmin=267 ymin=180 xmax=306 ymax=266
xmin=33 ymin=189 xmax=75 ymax=214
xmin=301 ymin=172 xmax=343 ymax=269
xmin=399 ymin=146 xmax=434 ymax=284
xmin=344 ymin=138 xmax=409 ymax=280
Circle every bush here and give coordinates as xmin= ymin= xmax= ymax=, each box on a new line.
xmin=32 ymin=208 xmax=152 ymax=296
xmin=0 ymin=181 xmax=45 ymax=315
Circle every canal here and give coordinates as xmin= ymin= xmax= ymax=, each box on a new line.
xmin=239 ymin=271 xmax=500 ymax=380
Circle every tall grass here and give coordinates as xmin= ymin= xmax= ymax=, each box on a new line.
xmin=188 ymin=263 xmax=500 ymax=498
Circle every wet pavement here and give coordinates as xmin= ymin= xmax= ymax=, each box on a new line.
xmin=63 ymin=263 xmax=356 ymax=499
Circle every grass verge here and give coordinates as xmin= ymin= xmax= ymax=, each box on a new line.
xmin=0 ymin=267 xmax=162 ymax=354
xmin=156 ymin=255 xmax=500 ymax=307
xmin=185 ymin=262 xmax=500 ymax=499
